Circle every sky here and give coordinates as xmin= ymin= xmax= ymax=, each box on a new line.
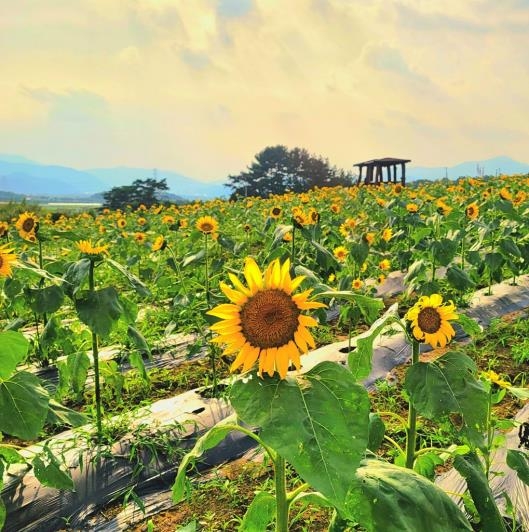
xmin=2 ymin=0 xmax=529 ymax=182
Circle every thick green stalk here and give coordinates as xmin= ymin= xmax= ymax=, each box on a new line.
xmin=405 ymin=340 xmax=420 ymax=469
xmin=291 ymin=225 xmax=296 ymax=266
xmin=274 ymin=455 xmax=289 ymax=532
xmin=89 ymin=259 xmax=103 ymax=442
xmin=204 ymin=233 xmax=210 ymax=304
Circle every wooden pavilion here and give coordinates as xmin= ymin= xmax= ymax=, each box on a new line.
xmin=354 ymin=157 xmax=411 ymax=186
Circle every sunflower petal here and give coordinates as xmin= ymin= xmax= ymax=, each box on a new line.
xmin=243 ymin=257 xmax=263 ymax=292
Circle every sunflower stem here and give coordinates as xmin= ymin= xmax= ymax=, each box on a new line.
xmin=203 ymin=233 xmax=218 ymax=396
xmin=274 ymin=455 xmax=289 ymax=532
xmin=290 ymin=225 xmax=296 ymax=266
xmin=405 ymin=340 xmax=420 ymax=469
xmin=89 ymin=259 xmax=103 ymax=443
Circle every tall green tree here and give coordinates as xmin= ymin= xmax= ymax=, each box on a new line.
xmin=227 ymin=146 xmax=353 ymax=198
xmin=102 ymin=178 xmax=169 ymax=210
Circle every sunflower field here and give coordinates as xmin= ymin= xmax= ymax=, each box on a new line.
xmin=2 ymin=174 xmax=529 ymax=531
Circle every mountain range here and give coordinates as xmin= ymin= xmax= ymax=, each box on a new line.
xmin=0 ymin=154 xmax=528 ymax=200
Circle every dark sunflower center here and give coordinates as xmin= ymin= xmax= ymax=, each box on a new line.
xmin=22 ymin=218 xmax=35 ymax=232
xmin=201 ymin=223 xmax=213 ymax=233
xmin=0 ymin=256 xmax=4 ymax=268
xmin=272 ymin=208 xmax=281 ymax=215
xmin=240 ymin=289 xmax=300 ymax=349
xmin=417 ymin=306 xmax=442 ymax=334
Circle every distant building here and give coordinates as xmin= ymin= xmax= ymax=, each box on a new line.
xmin=354 ymin=157 xmax=411 ymax=186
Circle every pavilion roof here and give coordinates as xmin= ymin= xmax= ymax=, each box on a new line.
xmin=354 ymin=157 xmax=411 ymax=167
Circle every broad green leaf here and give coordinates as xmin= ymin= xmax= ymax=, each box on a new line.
xmin=312 ymin=240 xmax=339 ymax=270
xmin=0 ymin=371 xmax=49 ymax=440
xmin=345 ymin=459 xmax=472 ymax=531
xmin=509 ymin=387 xmax=529 ymax=400
xmin=127 ymin=325 xmax=151 ymax=356
xmin=47 ymin=229 xmax=82 ymax=241
xmin=240 ymin=492 xmax=275 ymax=531
xmin=24 ymin=284 xmax=65 ymax=314
xmin=446 ymin=265 xmax=475 ymax=292
xmin=453 ymin=452 xmax=506 ymax=532
xmin=0 ymin=330 xmax=29 ymax=379
xmin=404 ymin=259 xmax=426 ymax=285
xmin=172 ymin=414 xmax=239 ymax=503
xmin=414 ymin=452 xmax=444 ymax=480
xmin=499 ymin=238 xmax=521 ymax=258
xmin=404 ymin=352 xmax=488 ymax=437
xmin=129 ymin=351 xmax=148 ymax=382
xmin=432 ymin=238 xmax=458 ymax=266
xmin=106 ymin=258 xmax=151 ymax=297
xmin=176 ymin=522 xmax=197 ymax=532
xmin=315 ymin=291 xmax=384 ymax=324
xmin=350 ymin=304 xmax=401 ymax=381
xmin=3 ymin=277 xmax=22 ymax=298
xmin=46 ymin=398 xmax=87 ymax=427
xmin=41 ymin=315 xmax=60 ymax=347
xmin=294 ymin=265 xmax=320 ymax=284
xmin=75 ymin=287 xmax=123 ymax=338
xmin=506 ymin=450 xmax=529 ymax=486
xmin=0 ymin=445 xmax=25 ymax=464
xmin=350 ymin=241 xmax=369 ymax=268
xmin=230 ymin=362 xmax=370 ymax=513
xmin=32 ymin=445 xmax=74 ymax=490
xmin=484 ymin=252 xmax=504 ymax=272
xmin=367 ymin=413 xmax=385 ymax=452
xmin=457 ymin=313 xmax=482 ymax=337
xmin=62 ymin=258 xmax=91 ymax=297
xmin=67 ymin=351 xmax=90 ymax=398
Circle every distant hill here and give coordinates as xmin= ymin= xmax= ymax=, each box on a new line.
xmin=407 ymin=156 xmax=529 ymax=181
xmin=0 ymin=155 xmax=228 ymax=200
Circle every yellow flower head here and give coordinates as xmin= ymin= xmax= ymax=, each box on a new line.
xmin=333 ymin=246 xmax=348 ymax=262
xmin=77 ymin=240 xmax=109 ymax=257
xmin=117 ymin=217 xmax=127 ymax=229
xmin=196 ymin=216 xmax=218 ymax=234
xmin=208 ymin=257 xmax=326 ymax=379
xmin=499 ymin=187 xmax=512 ymax=202
xmin=152 ymin=235 xmax=166 ymax=251
xmin=465 ymin=202 xmax=479 ymax=220
xmin=0 ymin=243 xmax=17 ymax=277
xmin=405 ymin=294 xmax=458 ymax=348
xmin=483 ymin=370 xmax=510 ymax=389
xmin=0 ymin=221 xmax=9 ymax=237
xmin=382 ymin=228 xmax=393 ymax=242
xmin=162 ymin=215 xmax=175 ymax=225
xmin=352 ymin=278 xmax=364 ymax=290
xmin=406 ymin=203 xmax=419 ymax=213
xmin=379 ymin=258 xmax=391 ymax=271
xmin=15 ymin=212 xmax=39 ymax=241
xmin=134 ymin=232 xmax=147 ymax=243
xmin=270 ymin=206 xmax=282 ymax=219
xmin=364 ymin=232 xmax=375 ymax=246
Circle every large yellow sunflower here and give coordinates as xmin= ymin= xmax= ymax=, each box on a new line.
xmin=15 ymin=211 xmax=38 ymax=241
xmin=0 ymin=243 xmax=16 ymax=277
xmin=207 ymin=257 xmax=326 ymax=379
xmin=465 ymin=202 xmax=479 ymax=220
xmin=405 ymin=294 xmax=458 ymax=348
xmin=196 ymin=216 xmax=218 ymax=234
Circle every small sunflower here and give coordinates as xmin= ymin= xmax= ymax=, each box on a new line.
xmin=196 ymin=216 xmax=218 ymax=234
xmin=405 ymin=294 xmax=458 ymax=348
xmin=208 ymin=257 xmax=326 ymax=379
xmin=134 ymin=232 xmax=147 ymax=243
xmin=0 ymin=243 xmax=17 ymax=277
xmin=352 ymin=278 xmax=363 ymax=290
xmin=137 ymin=217 xmax=147 ymax=226
xmin=152 ymin=235 xmax=166 ymax=252
xmin=483 ymin=370 xmax=510 ymax=389
xmin=330 ymin=203 xmax=341 ymax=214
xmin=406 ymin=203 xmax=418 ymax=213
xmin=364 ymin=232 xmax=375 ymax=246
xmin=243 ymin=223 xmax=251 ymax=233
xmin=377 ymin=274 xmax=386 ymax=285
xmin=117 ymin=218 xmax=127 ymax=229
xmin=499 ymin=187 xmax=512 ymax=201
xmin=0 ymin=221 xmax=8 ymax=237
xmin=465 ymin=202 xmax=479 ymax=220
xmin=15 ymin=212 xmax=38 ymax=241
xmin=77 ymin=240 xmax=109 ymax=257
xmin=379 ymin=258 xmax=391 ymax=271
xmin=270 ymin=206 xmax=282 ymax=219
xmin=382 ymin=228 xmax=393 ymax=242
xmin=333 ymin=246 xmax=348 ymax=262
xmin=162 ymin=215 xmax=175 ymax=225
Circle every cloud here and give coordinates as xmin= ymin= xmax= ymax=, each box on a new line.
xmin=180 ymin=49 xmax=212 ymax=70
xmin=21 ymin=88 xmax=108 ymax=122
xmin=217 ymin=0 xmax=253 ymax=18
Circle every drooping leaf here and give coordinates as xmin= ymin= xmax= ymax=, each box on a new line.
xmin=484 ymin=252 xmax=504 ymax=272
xmin=127 ymin=325 xmax=151 ymax=356
xmin=24 ymin=284 xmax=65 ymax=314
xmin=350 ymin=241 xmax=369 ymax=268
xmin=75 ymin=287 xmax=123 ymax=337
xmin=0 ymin=445 xmax=25 ymax=464
xmin=453 ymin=452 xmax=506 ymax=532
xmin=62 ymin=258 xmax=91 ymax=297
xmin=315 ymin=291 xmax=384 ymax=325
xmin=239 ymin=492 xmax=275 ymax=531
xmin=32 ymin=445 xmax=74 ymax=490
xmin=446 ymin=265 xmax=475 ymax=292
xmin=0 ymin=371 xmax=50 ymax=440
xmin=432 ymin=238 xmax=458 ymax=267
xmin=414 ymin=452 xmax=444 ymax=480
xmin=350 ymin=304 xmax=401 ymax=381
xmin=367 ymin=413 xmax=385 ymax=452
xmin=0 ymin=330 xmax=29 ymax=379
xmin=230 ymin=362 xmax=370 ymax=513
xmin=404 ymin=352 xmax=488 ymax=438
xmin=499 ymin=238 xmax=521 ymax=258
xmin=46 ymin=398 xmax=88 ymax=427
xmin=67 ymin=351 xmax=90 ymax=398
xmin=506 ymin=449 xmax=529 ymax=486
xmin=182 ymin=249 xmax=205 ymax=268
xmin=345 ymin=459 xmax=472 ymax=531
xmin=106 ymin=258 xmax=151 ymax=297
xmin=457 ymin=313 xmax=482 ymax=338
xmin=172 ymin=414 xmax=239 ymax=503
